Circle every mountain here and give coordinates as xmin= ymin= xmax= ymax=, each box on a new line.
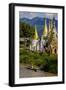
xmin=20 ymin=17 xmax=58 ymax=37
xmin=20 ymin=17 xmax=44 ymax=26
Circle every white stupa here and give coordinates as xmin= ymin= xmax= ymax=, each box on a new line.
xmin=40 ymin=18 xmax=48 ymax=51
xmin=30 ymin=25 xmax=39 ymax=51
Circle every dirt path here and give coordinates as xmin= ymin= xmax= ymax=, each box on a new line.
xmin=19 ymin=65 xmax=57 ymax=78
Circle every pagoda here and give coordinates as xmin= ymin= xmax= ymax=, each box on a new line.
xmin=40 ymin=18 xmax=48 ymax=51
xmin=30 ymin=25 xmax=39 ymax=51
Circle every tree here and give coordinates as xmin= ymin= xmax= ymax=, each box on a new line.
xmin=20 ymin=22 xmax=35 ymax=49
xmin=20 ymin=22 xmax=35 ymax=38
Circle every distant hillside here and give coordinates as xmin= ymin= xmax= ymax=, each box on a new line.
xmin=20 ymin=17 xmax=58 ymax=37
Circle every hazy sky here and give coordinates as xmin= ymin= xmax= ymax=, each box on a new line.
xmin=19 ymin=11 xmax=58 ymax=20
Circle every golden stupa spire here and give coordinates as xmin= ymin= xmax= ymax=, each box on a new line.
xmin=43 ymin=18 xmax=48 ymax=37
xmin=33 ymin=25 xmax=39 ymax=40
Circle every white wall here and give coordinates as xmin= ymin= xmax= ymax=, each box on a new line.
xmin=0 ymin=0 xmax=66 ymax=89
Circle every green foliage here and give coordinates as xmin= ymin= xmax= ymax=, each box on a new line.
xmin=40 ymin=54 xmax=58 ymax=74
xmin=20 ymin=22 xmax=35 ymax=38
xmin=20 ymin=49 xmax=58 ymax=74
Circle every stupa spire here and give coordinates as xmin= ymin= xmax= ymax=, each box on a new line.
xmin=49 ymin=19 xmax=52 ymax=32
xmin=52 ymin=17 xmax=57 ymax=39
xmin=43 ymin=18 xmax=48 ymax=37
xmin=33 ymin=25 xmax=39 ymax=40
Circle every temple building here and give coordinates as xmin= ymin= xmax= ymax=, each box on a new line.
xmin=50 ymin=18 xmax=58 ymax=54
xmin=30 ymin=17 xmax=58 ymax=54
xmin=40 ymin=18 xmax=48 ymax=52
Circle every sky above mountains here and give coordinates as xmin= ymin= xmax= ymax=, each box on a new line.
xmin=19 ymin=11 xmax=58 ymax=20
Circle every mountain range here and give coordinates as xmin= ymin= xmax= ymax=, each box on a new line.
xmin=20 ymin=17 xmax=58 ymax=37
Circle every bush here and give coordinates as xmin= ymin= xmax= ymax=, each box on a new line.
xmin=40 ymin=54 xmax=58 ymax=74
xmin=20 ymin=55 xmax=30 ymax=64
